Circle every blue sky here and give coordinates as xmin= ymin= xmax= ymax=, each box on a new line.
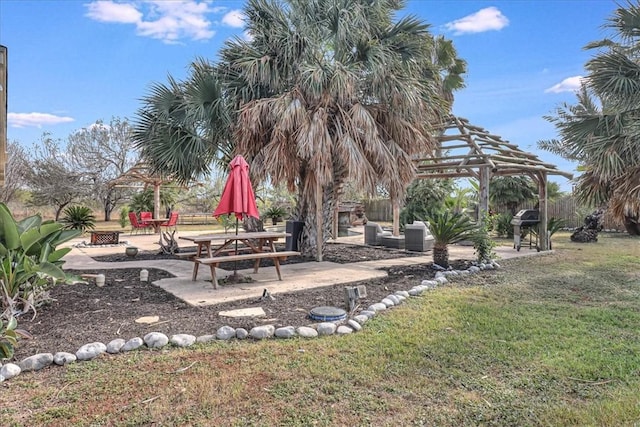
xmin=0 ymin=0 xmax=621 ymax=190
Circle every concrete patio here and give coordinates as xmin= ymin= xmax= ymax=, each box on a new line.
xmin=62 ymin=227 xmax=546 ymax=307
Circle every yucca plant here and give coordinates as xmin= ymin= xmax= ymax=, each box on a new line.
xmin=424 ymin=211 xmax=479 ymax=268
xmin=60 ymin=205 xmax=96 ymax=233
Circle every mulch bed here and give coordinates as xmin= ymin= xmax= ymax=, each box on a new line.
xmin=12 ymin=243 xmax=475 ymax=361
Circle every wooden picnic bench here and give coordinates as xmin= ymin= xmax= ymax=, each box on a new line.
xmin=180 ymin=231 xmax=291 ymax=284
xmin=195 ymin=250 xmax=301 ymax=288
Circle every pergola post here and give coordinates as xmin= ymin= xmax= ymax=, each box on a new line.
xmin=478 ymin=166 xmax=490 ymax=222
xmin=537 ymin=171 xmax=548 ymax=251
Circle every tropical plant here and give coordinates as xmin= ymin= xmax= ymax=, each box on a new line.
xmin=424 ymin=211 xmax=479 ymax=268
xmin=118 ymin=206 xmax=129 ymax=228
xmin=489 ymin=176 xmax=536 ymax=215
xmin=472 ymin=213 xmax=497 ymax=263
xmin=132 ymin=0 xmax=466 ymax=259
xmin=128 ymin=190 xmax=154 ymax=214
xmin=531 ymin=217 xmax=566 ymax=250
xmin=0 ymin=203 xmax=81 ymax=319
xmin=60 ymin=205 xmax=96 ymax=233
xmin=538 ymin=3 xmax=640 ymax=235
xmin=0 ymin=315 xmax=31 ymax=360
xmin=494 ymin=213 xmax=514 ymax=238
xmin=400 ymin=179 xmax=454 ymax=227
xmin=264 ymin=206 xmax=287 ymax=222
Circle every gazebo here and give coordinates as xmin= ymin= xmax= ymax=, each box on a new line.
xmin=411 ymin=115 xmax=573 ymax=251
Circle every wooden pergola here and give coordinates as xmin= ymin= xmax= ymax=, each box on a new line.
xmin=110 ymin=162 xmax=174 ymax=219
xmin=412 ymin=115 xmax=573 ymax=251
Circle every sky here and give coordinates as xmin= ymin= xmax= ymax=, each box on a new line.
xmin=0 ymin=0 xmax=622 ymax=191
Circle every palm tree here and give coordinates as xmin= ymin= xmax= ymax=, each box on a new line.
xmin=425 ymin=211 xmax=478 ymax=268
xmin=133 ymin=0 xmax=466 ymax=258
xmin=132 ymin=59 xmax=233 ymax=183
xmin=539 ymin=4 xmax=640 ymax=235
xmin=489 ymin=176 xmax=536 ymax=215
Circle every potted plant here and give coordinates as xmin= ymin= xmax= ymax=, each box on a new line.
xmin=264 ymin=206 xmax=287 ymax=225
xmin=424 ymin=211 xmax=479 ymax=269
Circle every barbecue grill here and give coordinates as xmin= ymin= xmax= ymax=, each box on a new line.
xmin=510 ymin=209 xmax=540 ymax=251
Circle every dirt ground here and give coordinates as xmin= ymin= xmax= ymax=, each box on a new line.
xmin=12 ymin=243 xmax=474 ymax=361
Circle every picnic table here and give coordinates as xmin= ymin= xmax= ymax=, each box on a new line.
xmin=179 ymin=231 xmax=299 ymax=287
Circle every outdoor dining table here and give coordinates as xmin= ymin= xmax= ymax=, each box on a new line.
xmin=179 ymin=231 xmax=290 ymax=281
xmin=145 ymin=218 xmax=168 ymax=234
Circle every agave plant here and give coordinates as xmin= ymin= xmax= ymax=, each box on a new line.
xmin=424 ymin=211 xmax=479 ymax=268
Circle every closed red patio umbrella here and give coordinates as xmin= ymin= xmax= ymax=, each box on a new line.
xmin=213 ymin=155 xmax=260 ymax=221
xmin=213 ymin=155 xmax=260 ymax=280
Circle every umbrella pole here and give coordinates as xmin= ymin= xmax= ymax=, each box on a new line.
xmin=234 ymin=217 xmax=239 ymax=276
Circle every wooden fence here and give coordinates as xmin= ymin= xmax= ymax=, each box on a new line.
xmin=363 ymin=197 xmax=626 ymax=231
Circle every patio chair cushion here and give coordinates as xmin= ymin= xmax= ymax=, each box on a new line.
xmin=376 ymin=224 xmax=392 ymax=237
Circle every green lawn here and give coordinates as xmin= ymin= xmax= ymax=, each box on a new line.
xmin=1 ymin=232 xmax=639 ymax=426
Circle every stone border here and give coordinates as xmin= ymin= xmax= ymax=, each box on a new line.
xmin=0 ymin=261 xmax=503 ymax=383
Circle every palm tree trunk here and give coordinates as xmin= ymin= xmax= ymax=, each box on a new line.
xmin=433 ymin=246 xmax=449 ymax=269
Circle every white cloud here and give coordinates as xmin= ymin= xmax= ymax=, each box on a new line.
xmin=85 ymin=0 xmax=142 ymax=23
xmin=445 ymin=7 xmax=509 ymax=35
xmin=222 ymin=10 xmax=245 ymax=28
xmin=85 ymin=0 xmax=217 ymax=43
xmin=8 ymin=112 xmax=75 ymax=128
xmin=545 ymin=76 xmax=584 ymax=93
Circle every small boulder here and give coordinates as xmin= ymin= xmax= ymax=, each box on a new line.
xmin=171 ymin=334 xmax=196 ymax=348
xmin=144 ymin=332 xmax=169 ymax=349
xmin=296 ymin=326 xmax=318 ymax=338
xmin=0 ymin=363 xmax=21 ymax=380
xmin=216 ymin=325 xmax=236 ymax=341
xmin=20 ymin=353 xmax=54 ymax=371
xmin=76 ymin=343 xmax=107 ymax=361
xmin=123 ymin=337 xmax=144 ymax=352
xmin=249 ymin=325 xmax=275 ymax=340
xmin=106 ymin=338 xmax=126 ymax=354
xmin=53 ymin=352 xmax=77 ymax=366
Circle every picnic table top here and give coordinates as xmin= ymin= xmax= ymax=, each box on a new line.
xmin=179 ymin=231 xmax=288 ymax=243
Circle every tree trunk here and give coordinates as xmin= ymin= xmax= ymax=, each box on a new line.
xmin=295 ymin=169 xmax=343 ymax=259
xmin=433 ymin=246 xmax=449 ymax=269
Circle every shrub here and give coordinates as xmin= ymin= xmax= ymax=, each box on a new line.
xmin=119 ymin=207 xmax=129 ymax=228
xmin=473 ymin=214 xmax=497 ymax=263
xmin=494 ymin=213 xmax=514 ymax=237
xmin=60 ymin=205 xmax=96 ymax=233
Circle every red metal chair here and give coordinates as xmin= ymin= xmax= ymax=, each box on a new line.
xmin=140 ymin=211 xmax=152 ymax=225
xmin=129 ymin=212 xmax=152 ymax=235
xmin=160 ymin=212 xmax=179 ymax=232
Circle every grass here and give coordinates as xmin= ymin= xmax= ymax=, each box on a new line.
xmin=1 ymin=232 xmax=639 ymax=426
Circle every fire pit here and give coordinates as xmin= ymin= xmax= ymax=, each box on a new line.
xmin=90 ymin=231 xmax=122 ymax=245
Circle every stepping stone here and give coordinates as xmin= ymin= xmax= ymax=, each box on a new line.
xmin=135 ymin=316 xmax=160 ymax=324
xmin=218 ymin=307 xmax=266 ymax=318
